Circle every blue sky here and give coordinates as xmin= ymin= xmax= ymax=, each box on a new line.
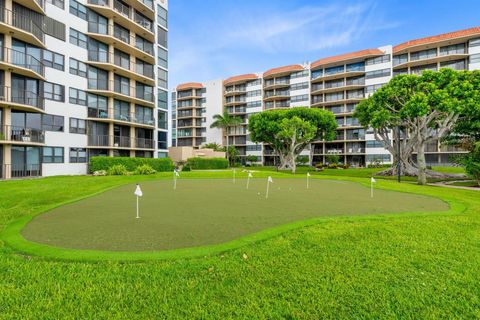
xmin=168 ymin=0 xmax=480 ymax=87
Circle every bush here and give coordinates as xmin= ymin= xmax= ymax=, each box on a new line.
xmin=343 ymin=164 xmax=350 ymax=169
xmin=90 ymin=157 xmax=174 ymax=173
xmin=315 ymin=163 xmax=324 ymax=169
xmin=461 ymin=142 xmax=480 ymax=186
xmin=185 ymin=157 xmax=229 ymax=170
xmin=134 ymin=164 xmax=156 ymax=175
xmin=326 ymin=154 xmax=340 ymax=165
xmin=327 ymin=163 xmax=338 ymax=169
xmin=182 ymin=165 xmax=191 ymax=172
xmin=108 ymin=164 xmax=128 ymax=176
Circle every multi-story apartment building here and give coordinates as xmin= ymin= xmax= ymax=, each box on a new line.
xmin=172 ymin=26 xmax=480 ymax=167
xmin=0 ymin=0 xmax=168 ymax=180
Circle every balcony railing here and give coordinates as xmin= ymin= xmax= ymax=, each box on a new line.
xmin=1 ymin=163 xmax=41 ymax=179
xmin=87 ymin=135 xmax=154 ymax=149
xmin=87 ymin=108 xmax=155 ymax=126
xmin=87 ymin=22 xmax=154 ymax=57
xmin=87 ymin=80 xmax=154 ymax=103
xmin=1 ymin=47 xmax=45 ymax=77
xmin=0 ymin=86 xmax=45 ymax=110
xmin=87 ymin=50 xmax=154 ymax=79
xmin=0 ymin=125 xmax=45 ymax=143
xmin=264 ymin=90 xmax=289 ymax=98
xmin=0 ymin=7 xmax=44 ymax=44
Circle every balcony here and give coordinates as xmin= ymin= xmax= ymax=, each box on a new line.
xmin=224 ymin=85 xmax=246 ymax=96
xmin=0 ymin=47 xmax=45 ymax=79
xmin=393 ymin=49 xmax=469 ymax=70
xmin=0 ymin=7 xmax=45 ymax=47
xmin=87 ymin=135 xmax=154 ymax=149
xmin=87 ymin=80 xmax=154 ymax=106
xmin=311 ymin=67 xmax=365 ymax=83
xmin=225 ymin=96 xmax=246 ymax=106
xmin=1 ymin=163 xmax=41 ymax=179
xmin=86 ymin=51 xmax=154 ymax=85
xmin=263 ymin=78 xmax=290 ymax=89
xmin=87 ymin=108 xmax=155 ymax=128
xmin=0 ymin=125 xmax=45 ymax=144
xmin=264 ymin=90 xmax=290 ymax=101
xmin=86 ymin=22 xmax=155 ymax=64
xmin=0 ymin=86 xmax=45 ymax=112
xmin=86 ymin=0 xmax=155 ymax=42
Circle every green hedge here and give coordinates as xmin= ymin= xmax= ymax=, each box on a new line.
xmin=90 ymin=156 xmax=174 ymax=173
xmin=185 ymin=157 xmax=228 ymax=170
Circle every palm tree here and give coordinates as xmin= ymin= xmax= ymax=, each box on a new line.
xmin=210 ymin=108 xmax=242 ymax=165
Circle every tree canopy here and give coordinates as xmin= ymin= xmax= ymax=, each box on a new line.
xmin=354 ymin=68 xmax=480 ymax=184
xmin=248 ymin=107 xmax=337 ymax=173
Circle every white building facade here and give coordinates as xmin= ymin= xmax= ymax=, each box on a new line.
xmin=173 ymin=26 xmax=480 ymax=167
xmin=0 ymin=0 xmax=168 ymax=179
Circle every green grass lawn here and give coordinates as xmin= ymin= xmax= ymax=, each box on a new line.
xmin=0 ymin=170 xmax=479 ymax=318
xmin=20 ymin=178 xmax=446 ymax=253
xmin=448 ymin=180 xmax=479 ymax=187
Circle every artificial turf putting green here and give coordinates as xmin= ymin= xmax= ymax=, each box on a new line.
xmin=21 ymin=178 xmax=448 ymax=252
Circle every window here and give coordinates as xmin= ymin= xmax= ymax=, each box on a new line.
xmin=367 ymin=154 xmax=390 ymax=163
xmin=69 ymin=28 xmax=87 ymax=48
xmin=366 ymin=83 xmax=385 ymax=94
xmin=87 ymin=10 xmax=108 ymax=35
xmin=393 ymin=54 xmax=408 ymax=66
xmin=114 ymin=49 xmax=130 ymax=69
xmin=365 ymin=68 xmax=391 ymax=79
xmin=88 ymin=93 xmax=108 ymax=110
xmin=136 ymin=58 xmax=153 ymax=78
xmin=88 ymin=38 xmax=109 ymax=62
xmin=113 ymin=99 xmax=130 ymax=121
xmin=247 ymin=79 xmax=261 ymax=87
xmin=469 ymin=38 xmax=480 ymax=47
xmin=70 ymin=148 xmax=87 ymax=163
xmin=157 ymin=68 xmax=167 ymax=88
xmin=134 ymin=11 xmax=153 ymax=32
xmin=70 ymin=0 xmax=87 ymax=20
xmin=291 ymin=94 xmax=308 ymax=103
xmin=246 ymin=89 xmax=261 ymax=97
xmin=88 ymin=66 xmax=109 ymax=90
xmin=246 ymin=145 xmax=262 ymax=151
xmin=157 ymin=4 xmax=167 ymax=28
xmin=470 ymin=53 xmax=480 ymax=64
xmin=42 ymin=114 xmax=64 ymax=132
xmin=43 ymin=49 xmax=64 ymax=70
xmin=157 ymin=26 xmax=167 ymax=47
xmin=346 ymin=62 xmax=365 ymax=72
xmin=135 ymin=35 xmax=154 ymax=56
xmin=157 ymin=110 xmax=167 ymax=129
xmin=69 ymin=58 xmax=87 ymax=77
xmin=410 ymin=48 xmax=437 ymax=61
xmin=69 ymin=88 xmax=87 ymax=105
xmin=311 ymin=69 xmax=323 ymax=80
xmin=157 ymin=46 xmax=167 ymax=68
xmin=44 ymin=82 xmax=65 ymax=102
xmin=440 ymin=43 xmax=465 ymax=56
xmin=366 ymin=140 xmax=385 ymax=148
xmin=158 ymin=89 xmax=167 ymax=109
xmin=290 ymin=82 xmax=309 ymax=91
xmin=157 ymin=131 xmax=167 ymax=149
xmin=114 ymin=23 xmax=130 ymax=43
xmin=69 ymin=118 xmax=86 ymax=134
xmin=440 ymin=59 xmax=466 ymax=71
xmin=47 ymin=0 xmax=64 ymax=9
xmin=136 ymin=105 xmax=154 ymax=125
xmin=246 ymin=101 xmax=261 ymax=108
xmin=366 ymin=54 xmax=391 ymax=66
xmin=114 ymin=74 xmax=130 ymax=95
xmin=325 ymin=65 xmax=344 ymax=75
xmin=43 ymin=147 xmax=64 ymax=163
xmin=136 ymin=82 xmax=153 ymax=101
xmin=290 ymin=70 xmax=308 ymax=79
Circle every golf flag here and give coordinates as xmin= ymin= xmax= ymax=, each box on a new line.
xmin=173 ymin=169 xmax=179 ymax=190
xmin=370 ymin=177 xmax=376 ymax=198
xmin=174 ymin=169 xmax=180 ymax=177
xmin=134 ymin=184 xmax=142 ymax=219
xmin=266 ymin=176 xmax=273 ymax=199
xmin=307 ymin=172 xmax=311 ymax=177
xmin=134 ymin=184 xmax=143 ymax=197
xmin=307 ymin=172 xmax=311 ymax=189
xmin=246 ymin=171 xmax=253 ymax=189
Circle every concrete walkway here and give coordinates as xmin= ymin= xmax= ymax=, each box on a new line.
xmin=428 ymin=180 xmax=480 ymax=191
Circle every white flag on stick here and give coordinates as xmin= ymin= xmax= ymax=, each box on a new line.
xmin=174 ymin=169 xmax=180 ymax=177
xmin=307 ymin=172 xmax=311 ymax=189
xmin=134 ymin=184 xmax=142 ymax=219
xmin=266 ymin=176 xmax=273 ymax=199
xmin=173 ymin=169 xmax=179 ymax=190
xmin=246 ymin=171 xmax=253 ymax=189
xmin=370 ymin=177 xmax=376 ymax=198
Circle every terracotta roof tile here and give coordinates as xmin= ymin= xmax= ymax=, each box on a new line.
xmin=263 ymin=64 xmax=304 ymax=78
xmin=394 ymin=26 xmax=480 ymax=53
xmin=176 ymin=82 xmax=204 ymax=91
xmin=223 ymin=74 xmax=258 ymax=86
xmin=311 ymin=49 xmax=384 ymax=69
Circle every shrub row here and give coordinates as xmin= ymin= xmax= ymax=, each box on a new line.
xmin=90 ymin=156 xmax=174 ymax=173
xmin=185 ymin=157 xmax=229 ymax=170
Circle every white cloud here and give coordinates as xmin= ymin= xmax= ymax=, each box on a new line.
xmin=169 ymin=1 xmax=398 ymax=85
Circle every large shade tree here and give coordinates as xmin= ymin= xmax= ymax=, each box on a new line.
xmin=210 ymin=109 xmax=243 ymax=165
xmin=248 ymin=107 xmax=337 ymax=173
xmin=354 ymin=68 xmax=480 ymax=185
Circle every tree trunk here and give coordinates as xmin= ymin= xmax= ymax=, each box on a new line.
xmin=225 ymin=130 xmax=229 ymax=167
xmin=417 ymin=142 xmax=427 ymax=185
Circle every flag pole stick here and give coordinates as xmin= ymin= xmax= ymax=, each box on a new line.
xmin=307 ymin=175 xmax=309 ymax=189
xmin=371 ymin=180 xmax=373 ymax=198
xmin=246 ymin=175 xmax=250 ymax=189
xmin=265 ymin=180 xmax=270 ymax=199
xmin=136 ymin=196 xmax=139 ymax=219
xmin=173 ymin=172 xmax=177 ymax=190
xmin=233 ymin=169 xmax=236 ymax=184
